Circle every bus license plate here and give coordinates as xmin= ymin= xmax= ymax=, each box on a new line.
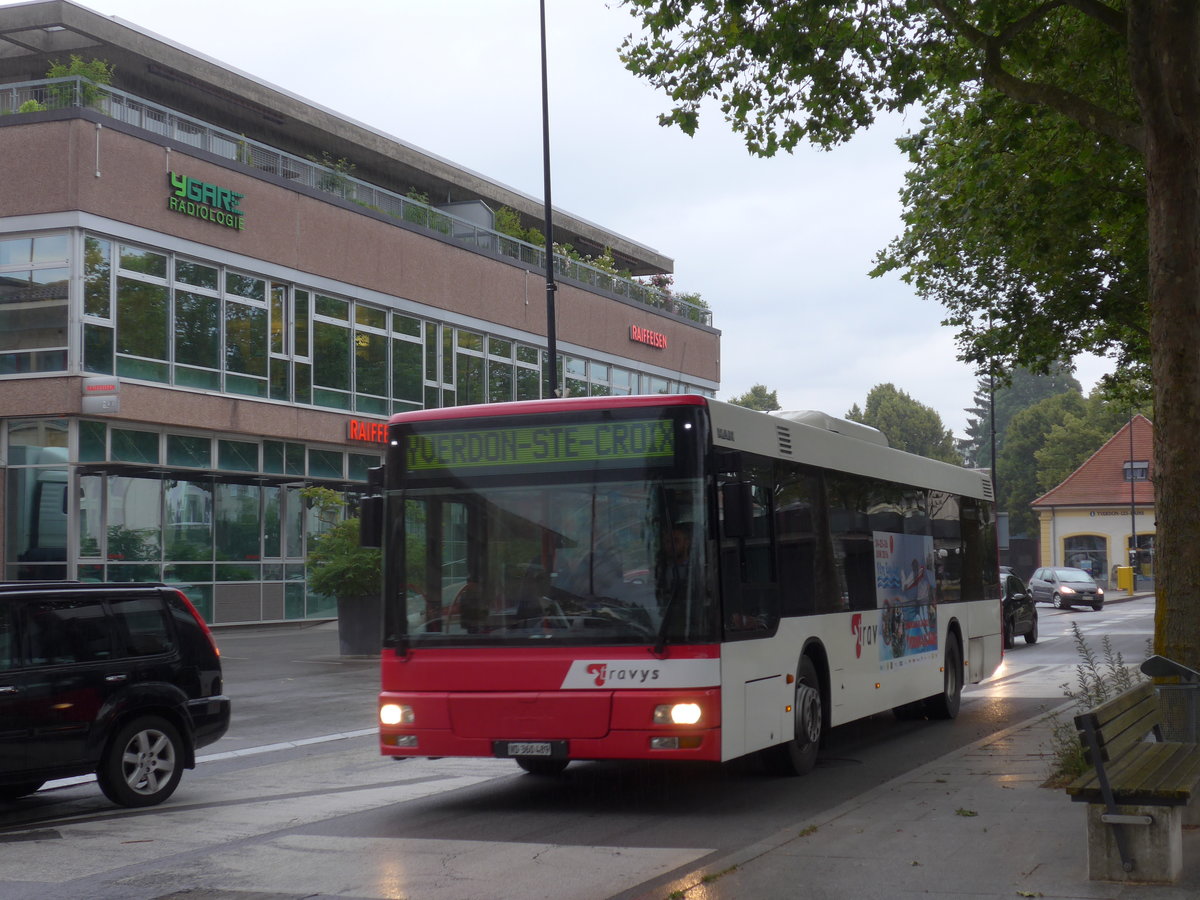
xmin=506 ymin=741 xmax=552 ymax=757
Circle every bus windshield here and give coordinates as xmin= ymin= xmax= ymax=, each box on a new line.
xmin=397 ymin=477 xmax=711 ymax=646
xmin=387 ymin=406 xmax=714 ymax=648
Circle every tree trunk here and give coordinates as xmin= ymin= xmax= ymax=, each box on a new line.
xmin=1128 ymin=3 xmax=1200 ymax=669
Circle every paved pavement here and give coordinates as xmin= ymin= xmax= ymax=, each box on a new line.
xmin=647 ymin=619 xmax=1200 ymax=899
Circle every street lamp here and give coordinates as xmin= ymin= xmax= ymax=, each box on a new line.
xmin=1129 ymin=411 xmax=1137 ymax=592
xmin=539 ymin=0 xmax=559 ymax=398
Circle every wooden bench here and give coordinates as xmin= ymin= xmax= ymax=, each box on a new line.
xmin=1065 ymin=680 xmax=1200 ymax=882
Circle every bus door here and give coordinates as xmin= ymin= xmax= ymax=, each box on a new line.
xmin=717 ymin=460 xmax=783 ymax=757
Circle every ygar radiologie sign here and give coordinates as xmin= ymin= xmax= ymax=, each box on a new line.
xmin=168 ymin=172 xmax=245 ymax=230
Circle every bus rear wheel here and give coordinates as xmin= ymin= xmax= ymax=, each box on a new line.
xmin=762 ymin=656 xmax=823 ymax=776
xmin=924 ymin=636 xmax=962 ymax=720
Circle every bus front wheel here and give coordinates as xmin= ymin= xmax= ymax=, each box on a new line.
xmin=924 ymin=636 xmax=962 ymax=720
xmin=762 ymin=655 xmax=823 ymax=776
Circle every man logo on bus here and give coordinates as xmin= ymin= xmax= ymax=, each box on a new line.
xmin=851 ymin=613 xmax=879 ymax=658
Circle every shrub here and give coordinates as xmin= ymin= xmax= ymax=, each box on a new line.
xmin=46 ymin=55 xmax=113 ymax=108
xmin=1043 ymin=622 xmax=1148 ymax=785
xmin=301 ymin=486 xmax=380 ymax=601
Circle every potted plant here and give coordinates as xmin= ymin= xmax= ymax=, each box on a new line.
xmin=302 ymin=486 xmax=382 ymax=656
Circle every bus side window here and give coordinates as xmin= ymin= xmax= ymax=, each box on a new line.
xmin=775 ymin=470 xmax=819 ymax=617
xmin=719 ymin=462 xmax=780 ymax=637
xmin=826 ymin=472 xmax=876 ymax=612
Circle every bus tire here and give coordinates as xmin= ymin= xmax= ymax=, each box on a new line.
xmin=924 ymin=635 xmax=962 ymax=720
xmin=516 ymin=757 xmax=569 ymax=776
xmin=762 ymin=655 xmax=823 ymax=776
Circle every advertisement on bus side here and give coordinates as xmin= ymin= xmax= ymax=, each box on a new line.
xmin=874 ymin=532 xmax=939 ymax=668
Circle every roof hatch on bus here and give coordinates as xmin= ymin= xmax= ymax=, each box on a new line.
xmin=774 ymin=410 xmax=889 ymax=447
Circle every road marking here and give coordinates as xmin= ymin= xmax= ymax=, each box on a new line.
xmin=41 ymin=728 xmax=379 ymax=792
xmin=197 ymin=728 xmax=377 ymax=762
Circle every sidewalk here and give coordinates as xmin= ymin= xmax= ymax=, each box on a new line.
xmin=650 ymin=706 xmax=1200 ymax=900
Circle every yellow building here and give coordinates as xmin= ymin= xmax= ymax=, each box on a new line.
xmin=1031 ymin=414 xmax=1154 ymax=590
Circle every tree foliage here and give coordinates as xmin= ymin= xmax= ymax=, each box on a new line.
xmin=1035 ymin=398 xmax=1133 ymax=493
xmin=846 ymin=383 xmax=960 ymax=464
xmin=997 ymin=391 xmax=1086 ymax=537
xmin=874 ymin=86 xmax=1148 ymax=388
xmin=620 ymin=0 xmax=1200 ymax=667
xmin=728 ymin=383 xmax=780 ymax=411
xmin=960 ymin=365 xmax=1082 ymax=469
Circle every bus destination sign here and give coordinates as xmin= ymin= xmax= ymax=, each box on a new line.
xmin=405 ymin=419 xmax=675 ymax=473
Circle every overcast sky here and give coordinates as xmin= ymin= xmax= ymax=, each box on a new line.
xmin=82 ymin=0 xmax=1111 ymax=437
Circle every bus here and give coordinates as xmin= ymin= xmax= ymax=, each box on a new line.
xmin=365 ymin=394 xmax=1002 ymax=776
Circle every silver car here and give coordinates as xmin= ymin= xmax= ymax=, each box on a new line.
xmin=1027 ymin=566 xmax=1105 ymax=611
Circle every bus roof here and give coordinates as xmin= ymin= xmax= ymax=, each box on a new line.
xmin=385 ymin=394 xmax=992 ymax=501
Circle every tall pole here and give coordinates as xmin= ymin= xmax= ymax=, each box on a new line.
xmin=989 ymin=368 xmax=998 ymax=506
xmin=1129 ymin=411 xmax=1138 ymax=592
xmin=539 ymin=0 xmax=559 ymax=399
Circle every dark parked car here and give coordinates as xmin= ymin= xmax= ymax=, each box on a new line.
xmin=0 ymin=583 xmax=230 ymax=807
xmin=1027 ymin=566 xmax=1105 ymax=611
xmin=1002 ymin=572 xmax=1038 ymax=648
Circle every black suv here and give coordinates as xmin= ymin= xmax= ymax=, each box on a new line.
xmin=0 ymin=583 xmax=230 ymax=807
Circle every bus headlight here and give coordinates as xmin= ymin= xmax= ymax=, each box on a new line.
xmin=380 ymin=703 xmax=414 ymax=726
xmin=654 ymin=702 xmax=702 ymax=725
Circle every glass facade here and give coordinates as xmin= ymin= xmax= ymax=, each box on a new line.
xmin=5 ymin=418 xmax=377 ymax=622
xmin=65 ymin=230 xmax=709 ymax=411
xmin=1 ymin=227 xmax=714 ymax=622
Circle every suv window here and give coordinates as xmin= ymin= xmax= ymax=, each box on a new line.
xmin=111 ymin=595 xmax=174 ymax=656
xmin=23 ymin=599 xmax=114 ymax=665
xmin=0 ymin=602 xmax=14 ymax=671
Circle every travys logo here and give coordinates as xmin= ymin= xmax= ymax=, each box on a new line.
xmin=585 ymin=663 xmax=661 ymax=687
xmin=851 ymin=613 xmax=878 ymax=659
xmin=561 ymin=658 xmax=720 ymax=689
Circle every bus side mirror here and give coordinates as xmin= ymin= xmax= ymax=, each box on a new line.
xmin=367 ymin=465 xmax=385 ymax=491
xmin=721 ymin=482 xmax=754 ymax=538
xmin=360 ymin=495 xmax=382 ymax=548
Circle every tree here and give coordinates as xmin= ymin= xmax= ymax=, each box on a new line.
xmin=846 ymin=383 xmax=960 ymax=464
xmin=997 ymin=392 xmax=1087 ymax=537
xmin=728 ymin=383 xmax=780 ymax=412
xmin=620 ymin=2 xmax=1200 ymax=668
xmin=1035 ymin=397 xmax=1135 ymax=493
xmin=960 ymin=366 xmax=1082 ymax=469
xmin=875 ymin=87 xmax=1149 ymax=388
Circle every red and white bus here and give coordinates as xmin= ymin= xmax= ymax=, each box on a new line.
xmin=368 ymin=394 xmax=1002 ymax=775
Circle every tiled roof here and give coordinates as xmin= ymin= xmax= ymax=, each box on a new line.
xmin=1032 ymin=414 xmax=1154 ymax=508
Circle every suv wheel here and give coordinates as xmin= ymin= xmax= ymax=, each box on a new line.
xmin=97 ymin=716 xmax=185 ymax=807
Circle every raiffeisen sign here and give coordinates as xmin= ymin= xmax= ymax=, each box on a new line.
xmin=168 ymin=172 xmax=245 ymax=230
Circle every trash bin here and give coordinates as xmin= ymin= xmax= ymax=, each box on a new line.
xmin=1116 ymin=566 xmax=1134 ymax=592
xmin=1142 ymin=655 xmax=1200 ymax=742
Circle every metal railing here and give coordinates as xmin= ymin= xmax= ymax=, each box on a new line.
xmin=1 ymin=76 xmax=712 ymax=327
